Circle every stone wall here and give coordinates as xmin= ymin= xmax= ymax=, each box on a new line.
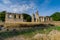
xmin=3 ymin=21 xmax=60 ymax=29
xmin=0 ymin=21 xmax=60 ymax=29
xmin=41 ymin=21 xmax=60 ymax=26
xmin=5 ymin=13 xmax=24 ymax=23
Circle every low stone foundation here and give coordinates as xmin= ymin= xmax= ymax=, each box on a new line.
xmin=0 ymin=21 xmax=60 ymax=31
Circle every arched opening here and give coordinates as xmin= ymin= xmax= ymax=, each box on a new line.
xmin=19 ymin=15 xmax=21 ymax=19
xmin=14 ymin=15 xmax=16 ymax=19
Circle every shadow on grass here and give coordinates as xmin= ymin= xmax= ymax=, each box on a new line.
xmin=0 ymin=26 xmax=59 ymax=39
xmin=0 ymin=28 xmax=44 ymax=39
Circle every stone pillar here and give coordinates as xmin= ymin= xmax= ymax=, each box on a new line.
xmin=36 ymin=18 xmax=38 ymax=22
xmin=46 ymin=17 xmax=51 ymax=22
xmin=42 ymin=17 xmax=44 ymax=22
xmin=47 ymin=17 xmax=49 ymax=21
xmin=40 ymin=17 xmax=44 ymax=22
xmin=45 ymin=17 xmax=48 ymax=22
xmin=5 ymin=13 xmax=8 ymax=23
xmin=38 ymin=17 xmax=40 ymax=22
xmin=35 ymin=11 xmax=39 ymax=22
xmin=47 ymin=18 xmax=49 ymax=21
xmin=12 ymin=14 xmax=14 ymax=19
xmin=40 ymin=17 xmax=42 ymax=22
xmin=20 ymin=14 xmax=23 ymax=22
xmin=50 ymin=17 xmax=53 ymax=21
xmin=5 ymin=13 xmax=8 ymax=19
xmin=16 ymin=14 xmax=19 ymax=19
xmin=32 ymin=14 xmax=35 ymax=22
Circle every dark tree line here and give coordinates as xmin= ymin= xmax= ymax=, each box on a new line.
xmin=0 ymin=11 xmax=6 ymax=21
xmin=22 ymin=13 xmax=31 ymax=22
xmin=50 ymin=12 xmax=60 ymax=21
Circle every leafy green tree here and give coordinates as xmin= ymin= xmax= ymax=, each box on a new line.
xmin=50 ymin=12 xmax=60 ymax=21
xmin=0 ymin=11 xmax=6 ymax=21
xmin=22 ymin=13 xmax=32 ymax=22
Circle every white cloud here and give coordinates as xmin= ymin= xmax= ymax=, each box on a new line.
xmin=2 ymin=0 xmax=11 ymax=4
xmin=0 ymin=0 xmax=37 ymax=14
xmin=9 ymin=3 xmax=36 ymax=13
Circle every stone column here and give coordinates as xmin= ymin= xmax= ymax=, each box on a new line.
xmin=35 ymin=11 xmax=39 ymax=22
xmin=5 ymin=13 xmax=8 ymax=23
xmin=50 ymin=17 xmax=53 ymax=21
xmin=20 ymin=14 xmax=23 ymax=22
xmin=40 ymin=18 xmax=42 ymax=22
xmin=47 ymin=17 xmax=49 ymax=21
xmin=32 ymin=14 xmax=35 ymax=22
xmin=36 ymin=18 xmax=37 ymax=22
xmin=42 ymin=17 xmax=44 ymax=22
xmin=45 ymin=17 xmax=48 ymax=22
xmin=16 ymin=14 xmax=19 ymax=19
xmin=46 ymin=18 xmax=48 ymax=21
xmin=40 ymin=17 xmax=44 ymax=22
xmin=36 ymin=17 xmax=39 ymax=22
xmin=12 ymin=14 xmax=14 ymax=19
xmin=5 ymin=13 xmax=8 ymax=19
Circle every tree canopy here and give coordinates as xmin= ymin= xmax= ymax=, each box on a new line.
xmin=0 ymin=11 xmax=6 ymax=21
xmin=22 ymin=13 xmax=31 ymax=22
xmin=50 ymin=12 xmax=60 ymax=21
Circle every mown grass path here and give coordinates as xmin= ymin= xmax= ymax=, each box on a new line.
xmin=0 ymin=26 xmax=60 ymax=39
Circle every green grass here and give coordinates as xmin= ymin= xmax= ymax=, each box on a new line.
xmin=0 ymin=28 xmax=44 ymax=38
xmin=0 ymin=26 xmax=60 ymax=38
xmin=45 ymin=26 xmax=60 ymax=34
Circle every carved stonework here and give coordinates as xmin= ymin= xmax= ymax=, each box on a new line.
xmin=32 ymin=10 xmax=52 ymax=22
xmin=32 ymin=13 xmax=35 ymax=22
xmin=35 ymin=11 xmax=40 ymax=22
xmin=5 ymin=13 xmax=24 ymax=23
xmin=20 ymin=14 xmax=23 ymax=22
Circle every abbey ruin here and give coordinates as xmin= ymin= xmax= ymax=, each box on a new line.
xmin=32 ymin=11 xmax=52 ymax=22
xmin=5 ymin=11 xmax=52 ymax=23
xmin=0 ymin=11 xmax=60 ymax=31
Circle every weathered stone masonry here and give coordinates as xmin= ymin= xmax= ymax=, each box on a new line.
xmin=32 ymin=11 xmax=52 ymax=22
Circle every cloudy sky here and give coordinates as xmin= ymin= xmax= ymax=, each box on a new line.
xmin=0 ymin=0 xmax=60 ymax=16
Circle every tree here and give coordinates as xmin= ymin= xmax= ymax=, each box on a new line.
xmin=50 ymin=12 xmax=60 ymax=21
xmin=22 ymin=13 xmax=32 ymax=22
xmin=0 ymin=11 xmax=6 ymax=21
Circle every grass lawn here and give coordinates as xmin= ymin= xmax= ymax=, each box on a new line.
xmin=0 ymin=26 xmax=60 ymax=38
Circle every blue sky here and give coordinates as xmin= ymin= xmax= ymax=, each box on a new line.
xmin=0 ymin=0 xmax=60 ymax=16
